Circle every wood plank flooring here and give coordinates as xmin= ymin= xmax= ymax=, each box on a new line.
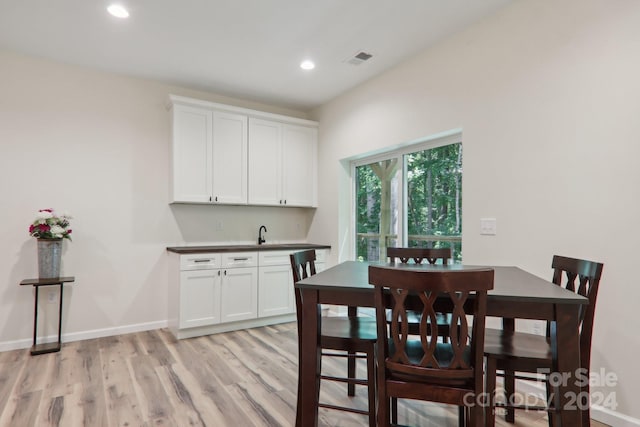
xmin=0 ymin=323 xmax=610 ymax=426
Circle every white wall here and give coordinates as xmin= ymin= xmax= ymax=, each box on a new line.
xmin=0 ymin=49 xmax=315 ymax=349
xmin=310 ymin=0 xmax=640 ymax=423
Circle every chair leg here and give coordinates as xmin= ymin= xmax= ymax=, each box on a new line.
xmin=458 ymin=405 xmax=466 ymax=427
xmin=347 ymin=305 xmax=358 ymax=397
xmin=504 ymin=369 xmax=516 ymax=423
xmin=366 ymin=347 xmax=376 ymax=427
xmin=546 ymin=376 xmax=555 ymax=427
xmin=581 ymin=382 xmax=590 ymax=427
xmin=470 ymin=403 xmax=484 ymax=427
xmin=485 ymin=356 xmax=497 ymax=427
xmin=378 ymin=395 xmax=390 ymax=427
xmin=347 ymin=351 xmax=356 ymax=396
xmin=391 ymin=397 xmax=398 ymax=425
xmin=296 ymin=322 xmax=302 ymax=427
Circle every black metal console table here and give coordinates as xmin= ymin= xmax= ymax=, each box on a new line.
xmin=20 ymin=276 xmax=75 ymax=355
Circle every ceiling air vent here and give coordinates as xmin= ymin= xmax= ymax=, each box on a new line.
xmin=345 ymin=51 xmax=373 ymax=66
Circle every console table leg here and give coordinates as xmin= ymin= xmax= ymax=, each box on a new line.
xmin=57 ymin=283 xmax=64 ymax=345
xmin=33 ymin=285 xmax=39 ymax=348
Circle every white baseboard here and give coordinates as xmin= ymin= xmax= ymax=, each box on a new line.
xmin=516 ymin=379 xmax=640 ymax=427
xmin=0 ymin=320 xmax=168 ymax=353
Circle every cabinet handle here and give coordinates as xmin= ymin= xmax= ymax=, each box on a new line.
xmin=217 ymin=270 xmax=221 ymax=276
xmin=284 ymin=199 xmax=287 ymax=205
xmin=215 ymin=196 xmax=218 ymax=202
xmin=209 ymin=196 xmax=212 ymax=202
xmin=224 ymin=270 xmax=227 ymax=276
xmin=232 ymin=257 xmax=249 ymax=261
xmin=193 ymin=259 xmax=212 ymax=263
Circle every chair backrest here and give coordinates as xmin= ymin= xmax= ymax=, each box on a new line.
xmin=369 ymin=265 xmax=494 ymax=388
xmin=387 ymin=247 xmax=453 ymax=265
xmin=290 ymin=249 xmax=317 ymax=283
xmin=290 ymin=250 xmax=317 ymax=323
xmin=551 ymin=255 xmax=604 ymax=371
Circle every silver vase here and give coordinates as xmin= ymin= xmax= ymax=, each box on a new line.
xmin=37 ymin=238 xmax=63 ymax=279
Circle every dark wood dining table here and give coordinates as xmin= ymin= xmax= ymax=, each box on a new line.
xmin=294 ymin=261 xmax=589 ymax=427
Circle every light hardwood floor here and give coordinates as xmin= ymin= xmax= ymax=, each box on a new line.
xmin=0 ymin=323 xmax=609 ymax=426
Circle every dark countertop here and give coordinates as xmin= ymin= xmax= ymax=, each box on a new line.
xmin=166 ymin=243 xmax=331 ymax=254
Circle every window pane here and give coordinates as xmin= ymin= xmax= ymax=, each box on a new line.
xmin=405 ymin=143 xmax=462 ymax=261
xmin=355 ymin=160 xmax=399 ymax=261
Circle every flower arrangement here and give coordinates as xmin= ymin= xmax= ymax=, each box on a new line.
xmin=28 ymin=209 xmax=73 ymax=241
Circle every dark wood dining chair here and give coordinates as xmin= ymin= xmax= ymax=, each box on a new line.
xmin=290 ymin=250 xmax=377 ymax=427
xmin=386 ymin=247 xmax=454 ymax=336
xmin=386 ymin=246 xmax=455 ymax=423
xmin=484 ymin=255 xmax=604 ymax=427
xmin=370 ymin=264 xmax=494 ymax=427
xmin=387 ymin=246 xmax=453 ymax=266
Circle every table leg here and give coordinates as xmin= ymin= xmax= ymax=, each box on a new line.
xmin=57 ymin=283 xmax=64 ymax=345
xmin=501 ymin=318 xmax=516 ymax=422
xmin=552 ymin=304 xmax=583 ymax=427
xmin=33 ymin=285 xmax=39 ymax=347
xmin=299 ymin=289 xmax=321 ymax=427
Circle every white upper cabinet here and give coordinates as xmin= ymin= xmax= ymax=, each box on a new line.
xmin=248 ymin=118 xmax=282 ymax=205
xmin=171 ymin=104 xmax=213 ymax=203
xmin=248 ymin=118 xmax=317 ymax=207
xmin=169 ymin=95 xmax=317 ymax=207
xmin=211 ymin=112 xmax=247 ymax=204
xmin=169 ymin=100 xmax=247 ymax=204
xmin=282 ymin=124 xmax=318 ymax=207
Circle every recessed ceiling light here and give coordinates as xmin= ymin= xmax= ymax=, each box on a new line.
xmin=300 ymin=60 xmax=315 ymax=70
xmin=107 ymin=4 xmax=129 ymax=18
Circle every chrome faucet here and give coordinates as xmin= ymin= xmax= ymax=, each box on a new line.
xmin=258 ymin=225 xmax=267 ymax=245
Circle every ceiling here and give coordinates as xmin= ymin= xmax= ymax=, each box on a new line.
xmin=0 ymin=0 xmax=512 ymax=111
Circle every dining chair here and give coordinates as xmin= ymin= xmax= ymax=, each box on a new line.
xmin=386 ymin=247 xmax=454 ymax=337
xmin=387 ymin=246 xmax=453 ymax=266
xmin=484 ymin=255 xmax=604 ymax=427
xmin=386 ymin=246 xmax=455 ymax=423
xmin=290 ymin=250 xmax=377 ymax=427
xmin=370 ymin=264 xmax=494 ymax=427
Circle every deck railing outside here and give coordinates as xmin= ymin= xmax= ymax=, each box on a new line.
xmin=356 ymin=233 xmax=462 ymax=262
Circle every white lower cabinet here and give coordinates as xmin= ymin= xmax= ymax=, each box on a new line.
xmin=172 ymin=252 xmax=257 ymax=337
xmin=258 ymin=250 xmax=325 ymax=317
xmin=179 ymin=269 xmax=221 ymax=328
xmin=258 ymin=265 xmax=293 ymax=317
xmin=221 ymin=266 xmax=258 ymax=322
xmin=169 ymin=248 xmax=327 ymax=339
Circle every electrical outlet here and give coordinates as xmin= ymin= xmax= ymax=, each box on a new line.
xmin=480 ymin=218 xmax=497 ymax=235
xmin=47 ymin=291 xmax=56 ymax=304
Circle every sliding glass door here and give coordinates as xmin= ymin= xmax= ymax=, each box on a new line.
xmin=354 ymin=138 xmax=462 ymax=262
xmin=355 ymin=159 xmax=400 ymax=262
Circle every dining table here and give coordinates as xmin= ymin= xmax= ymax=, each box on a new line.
xmin=294 ymin=261 xmax=589 ymax=427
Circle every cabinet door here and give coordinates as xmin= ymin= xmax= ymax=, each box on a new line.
xmin=248 ymin=118 xmax=282 ymax=205
xmin=171 ymin=105 xmax=213 ymax=203
xmin=220 ymin=268 xmax=258 ymax=322
xmin=282 ymin=124 xmax=317 ymax=207
xmin=258 ymin=265 xmax=294 ymax=317
xmin=179 ymin=269 xmax=221 ymax=328
xmin=212 ymin=111 xmax=247 ymax=204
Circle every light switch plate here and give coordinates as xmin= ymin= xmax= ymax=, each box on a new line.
xmin=480 ymin=218 xmax=497 ymax=235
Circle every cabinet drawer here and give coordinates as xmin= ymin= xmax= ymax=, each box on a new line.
xmin=259 ymin=250 xmax=292 ymax=266
xmin=222 ymin=252 xmax=258 ymax=268
xmin=180 ymin=253 xmax=222 ymax=270
xmin=259 ymin=249 xmax=327 ymax=266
